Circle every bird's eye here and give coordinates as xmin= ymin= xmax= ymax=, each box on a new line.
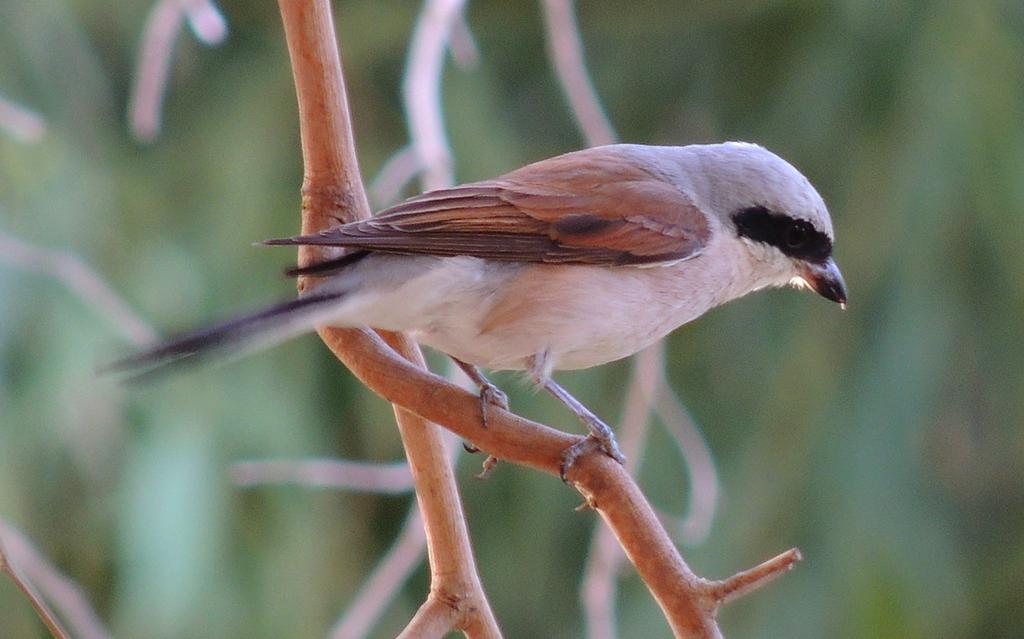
xmin=785 ymin=223 xmax=809 ymax=248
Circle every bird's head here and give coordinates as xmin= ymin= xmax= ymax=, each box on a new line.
xmin=683 ymin=142 xmax=847 ymax=307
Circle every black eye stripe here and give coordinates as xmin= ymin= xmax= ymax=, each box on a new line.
xmin=731 ymin=205 xmax=832 ymax=263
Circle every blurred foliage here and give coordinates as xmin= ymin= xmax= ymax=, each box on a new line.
xmin=2 ymin=0 xmax=1023 ymax=637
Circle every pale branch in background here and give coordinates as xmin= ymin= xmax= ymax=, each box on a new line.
xmin=539 ymin=0 xmax=616 ymax=148
xmin=129 ymin=0 xmax=227 ymax=141
xmin=183 ymin=0 xmax=227 ymax=44
xmin=368 ymin=145 xmax=423 ymax=209
xmin=236 ymin=427 xmax=467 ymax=639
xmin=325 ymin=432 xmax=470 ymax=638
xmin=0 ymin=522 xmax=112 ymax=639
xmin=371 ymin=1 xmax=474 ymax=212
xmin=0 ymin=95 xmax=47 ymax=143
xmin=372 ymin=2 xmax=476 ymax=206
xmin=328 ymin=507 xmax=427 ymax=639
xmin=0 ymin=232 xmax=158 ymax=346
xmin=652 ymin=377 xmax=719 ymax=545
xmin=447 ymin=8 xmax=480 ymax=71
xmin=403 ymin=0 xmax=467 ymax=191
xmin=231 ymin=458 xmax=414 ymax=493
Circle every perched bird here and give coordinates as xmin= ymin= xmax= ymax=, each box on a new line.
xmin=109 ymin=142 xmax=846 ymax=475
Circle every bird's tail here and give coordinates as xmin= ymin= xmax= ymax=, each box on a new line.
xmin=102 ymin=290 xmax=348 ymax=382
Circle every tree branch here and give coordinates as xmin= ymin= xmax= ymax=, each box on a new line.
xmin=396 ymin=596 xmax=460 ymax=639
xmin=276 ymin=1 xmax=499 ymax=636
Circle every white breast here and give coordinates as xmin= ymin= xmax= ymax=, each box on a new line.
xmin=325 ymin=236 xmax=760 ymax=374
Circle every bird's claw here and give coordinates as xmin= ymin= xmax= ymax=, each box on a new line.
xmin=477 ymin=383 xmax=509 ymax=428
xmin=475 ymin=455 xmax=500 ymax=480
xmin=559 ymin=431 xmax=626 ymax=482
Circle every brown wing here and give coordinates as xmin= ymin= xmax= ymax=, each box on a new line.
xmin=267 ymin=146 xmax=711 ymax=266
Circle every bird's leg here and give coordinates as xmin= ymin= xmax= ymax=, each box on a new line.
xmin=451 ymin=358 xmax=510 ymax=427
xmin=451 ymin=357 xmax=508 ymax=476
xmin=527 ymin=354 xmax=626 ymax=481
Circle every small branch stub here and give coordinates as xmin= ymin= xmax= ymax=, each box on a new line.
xmin=701 ymin=548 xmax=802 ymax=609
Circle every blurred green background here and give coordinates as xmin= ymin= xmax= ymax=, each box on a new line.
xmin=2 ymin=1 xmax=1023 ymax=637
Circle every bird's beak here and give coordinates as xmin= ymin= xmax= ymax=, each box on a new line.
xmin=798 ymin=258 xmax=847 ymax=308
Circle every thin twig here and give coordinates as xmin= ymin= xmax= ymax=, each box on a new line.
xmin=700 ymin=548 xmax=802 ymax=608
xmin=129 ymin=0 xmax=227 ymax=141
xmin=231 ymin=458 xmax=414 ymax=493
xmin=539 ymin=0 xmax=616 ymax=147
xmin=0 ymin=521 xmax=112 ymax=639
xmin=0 ymin=94 xmax=47 ymax=143
xmin=0 ymin=232 xmax=158 ymax=346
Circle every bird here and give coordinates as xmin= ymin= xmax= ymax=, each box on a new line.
xmin=108 ymin=142 xmax=846 ymax=476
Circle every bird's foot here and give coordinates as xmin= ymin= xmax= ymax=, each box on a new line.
xmin=559 ymin=417 xmax=626 ymax=482
xmin=476 ymin=455 xmax=500 ymax=480
xmin=451 ymin=358 xmax=509 ymax=429
xmin=477 ymin=382 xmax=509 ymax=429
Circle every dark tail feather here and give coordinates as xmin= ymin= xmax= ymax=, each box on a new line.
xmin=102 ymin=290 xmax=347 ymax=383
xmin=283 ymin=250 xmax=370 ymax=278
xmin=261 ymin=232 xmax=346 ymax=247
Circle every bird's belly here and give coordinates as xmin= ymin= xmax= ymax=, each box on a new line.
xmin=410 ymin=262 xmax=719 ymax=372
xmin=411 ymin=311 xmax=668 ymax=371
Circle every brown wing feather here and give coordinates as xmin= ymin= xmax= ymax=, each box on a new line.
xmin=266 ymin=146 xmax=710 ymax=266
